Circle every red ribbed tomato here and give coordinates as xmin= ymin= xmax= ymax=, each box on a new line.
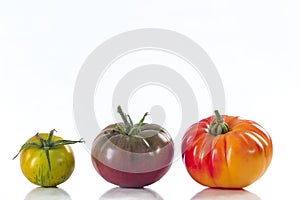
xmin=182 ymin=110 xmax=273 ymax=188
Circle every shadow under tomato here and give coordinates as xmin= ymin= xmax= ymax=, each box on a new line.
xmin=191 ymin=188 xmax=261 ymax=200
xmin=25 ymin=187 xmax=71 ymax=200
xmin=99 ymin=187 xmax=164 ymax=200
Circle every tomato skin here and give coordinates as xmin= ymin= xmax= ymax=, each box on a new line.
xmin=181 ymin=115 xmax=273 ymax=188
xmin=92 ymin=158 xmax=172 ymax=187
xmin=20 ymin=134 xmax=75 ymax=187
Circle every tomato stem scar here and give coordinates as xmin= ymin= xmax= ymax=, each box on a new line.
xmin=209 ymin=110 xmax=230 ymax=136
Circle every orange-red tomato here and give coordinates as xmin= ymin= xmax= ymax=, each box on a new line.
xmin=181 ymin=111 xmax=273 ymax=188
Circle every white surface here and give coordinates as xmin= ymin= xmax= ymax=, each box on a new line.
xmin=0 ymin=0 xmax=298 ymax=199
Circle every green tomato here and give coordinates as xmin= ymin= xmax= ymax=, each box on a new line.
xmin=14 ymin=129 xmax=83 ymax=187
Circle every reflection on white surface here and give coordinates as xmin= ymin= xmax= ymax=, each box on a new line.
xmin=191 ymin=188 xmax=261 ymax=200
xmin=25 ymin=187 xmax=71 ymax=200
xmin=99 ymin=187 xmax=164 ymax=200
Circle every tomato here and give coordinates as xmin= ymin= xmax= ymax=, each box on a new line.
xmin=182 ymin=110 xmax=273 ymax=188
xmin=91 ymin=106 xmax=174 ymax=188
xmin=13 ymin=129 xmax=83 ymax=187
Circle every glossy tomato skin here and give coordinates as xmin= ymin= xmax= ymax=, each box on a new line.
xmin=20 ymin=134 xmax=75 ymax=187
xmin=91 ymin=123 xmax=174 ymax=188
xmin=182 ymin=115 xmax=273 ymax=188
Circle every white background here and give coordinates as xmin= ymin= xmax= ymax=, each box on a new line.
xmin=0 ymin=0 xmax=298 ymax=199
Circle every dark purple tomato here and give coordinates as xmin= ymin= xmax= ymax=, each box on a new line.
xmin=91 ymin=106 xmax=174 ymax=188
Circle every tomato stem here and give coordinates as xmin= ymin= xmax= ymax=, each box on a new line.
xmin=12 ymin=142 xmax=41 ymax=160
xmin=209 ymin=110 xmax=230 ymax=136
xmin=117 ymin=106 xmax=131 ymax=133
xmin=116 ymin=105 xmax=148 ymax=135
xmin=47 ymin=129 xmax=56 ymax=145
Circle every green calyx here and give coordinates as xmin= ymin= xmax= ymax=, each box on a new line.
xmin=208 ymin=110 xmax=230 ymax=136
xmin=115 ymin=105 xmax=148 ymax=136
xmin=13 ymin=129 xmax=84 ymax=170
